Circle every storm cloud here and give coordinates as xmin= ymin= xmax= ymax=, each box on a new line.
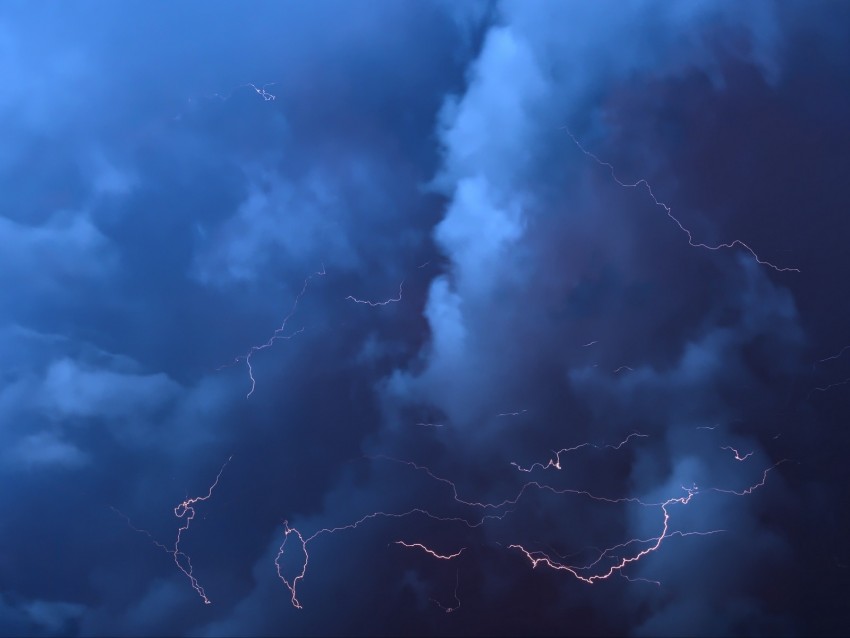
xmin=1 ymin=1 xmax=849 ymax=636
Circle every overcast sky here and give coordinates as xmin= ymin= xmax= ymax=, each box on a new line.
xmin=1 ymin=1 xmax=849 ymax=636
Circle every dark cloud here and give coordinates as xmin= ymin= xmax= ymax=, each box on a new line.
xmin=1 ymin=1 xmax=848 ymax=637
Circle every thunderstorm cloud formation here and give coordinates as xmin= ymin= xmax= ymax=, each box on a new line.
xmin=1 ymin=1 xmax=849 ymax=636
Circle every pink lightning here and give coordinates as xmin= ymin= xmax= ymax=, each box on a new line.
xmin=230 ymin=265 xmax=325 ymax=398
xmin=113 ymin=457 xmax=232 ymax=605
xmin=171 ymin=456 xmax=232 ymax=604
xmin=709 ymin=459 xmax=790 ymax=496
xmin=431 ymin=570 xmax=461 ymax=614
xmin=375 ymin=454 xmax=667 ymax=511
xmin=275 ymin=507 xmax=509 ymax=609
xmin=721 ymin=445 xmax=754 ymax=461
xmin=374 ymin=455 xmax=785 ymax=584
xmin=563 ymin=128 xmax=799 ymax=273
xmin=507 ymin=465 xmax=769 ymax=585
xmin=511 ymin=432 xmax=648 ymax=473
xmin=393 ymin=541 xmax=466 ymax=560
xmin=273 ymin=448 xmax=788 ymax=608
xmin=345 ymin=280 xmax=404 ymax=307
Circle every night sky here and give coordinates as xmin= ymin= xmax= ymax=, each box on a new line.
xmin=2 ymin=2 xmax=850 ymax=636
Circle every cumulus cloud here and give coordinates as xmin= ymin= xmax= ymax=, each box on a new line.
xmin=0 ymin=212 xmax=115 ymax=296
xmin=7 ymin=431 xmax=89 ymax=470
xmin=40 ymin=357 xmax=179 ymax=421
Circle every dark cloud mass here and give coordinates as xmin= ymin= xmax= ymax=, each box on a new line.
xmin=1 ymin=1 xmax=849 ymax=636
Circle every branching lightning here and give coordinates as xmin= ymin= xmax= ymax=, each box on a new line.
xmin=431 ymin=570 xmax=461 ymax=614
xmin=276 ymin=454 xmax=787 ymax=596
xmin=229 ymin=265 xmax=325 ymax=398
xmin=275 ymin=507 xmax=509 ymax=609
xmin=113 ymin=457 xmax=232 ymax=605
xmin=507 ymin=464 xmax=773 ymax=585
xmin=245 ymin=82 xmax=277 ymax=101
xmin=168 ymin=86 xmax=800 ymax=620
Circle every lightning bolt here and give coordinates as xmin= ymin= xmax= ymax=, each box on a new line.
xmin=228 ymin=265 xmax=325 ymax=398
xmin=720 ymin=445 xmax=754 ymax=461
xmin=345 ymin=280 xmax=404 ymax=307
xmin=497 ymin=409 xmax=528 ymax=417
xmin=393 ymin=541 xmax=466 ymax=560
xmin=507 ymin=466 xmax=767 ymax=585
xmin=511 ymin=432 xmax=648 ymax=472
xmin=245 ymin=82 xmax=277 ymax=101
xmin=811 ymin=377 xmax=850 ymax=396
xmin=113 ymin=456 xmax=232 ymax=605
xmin=563 ymin=128 xmax=799 ymax=273
xmin=431 ymin=570 xmax=461 ymax=614
xmin=275 ymin=507 xmax=509 ymax=609
xmin=209 ymin=82 xmax=278 ymax=102
xmin=817 ymin=345 xmax=850 ymax=365
xmin=810 ymin=344 xmax=850 ymax=397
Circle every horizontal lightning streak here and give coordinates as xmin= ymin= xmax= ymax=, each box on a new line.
xmin=811 ymin=377 xmax=850 ymax=395
xmin=511 ymin=432 xmax=648 ymax=472
xmin=275 ymin=508 xmax=509 ymax=609
xmin=277 ymin=454 xmax=788 ymax=606
xmin=497 ymin=409 xmax=527 ymax=417
xmin=393 ymin=541 xmax=466 ymax=560
xmin=345 ymin=280 xmax=404 ymax=307
xmin=620 ymin=572 xmax=662 ymax=587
